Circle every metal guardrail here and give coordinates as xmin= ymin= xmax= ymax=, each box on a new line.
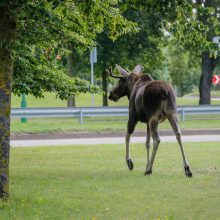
xmin=11 ymin=105 xmax=220 ymax=124
xmin=11 ymin=107 xmax=129 ymax=124
xmin=178 ymin=105 xmax=220 ymax=121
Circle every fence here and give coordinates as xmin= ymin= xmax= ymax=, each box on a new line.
xmin=11 ymin=105 xmax=220 ymax=124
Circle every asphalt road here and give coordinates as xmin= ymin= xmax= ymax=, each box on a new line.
xmin=11 ymin=129 xmax=220 ymax=147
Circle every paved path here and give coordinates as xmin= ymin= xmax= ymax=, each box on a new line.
xmin=11 ymin=134 xmax=220 ymax=147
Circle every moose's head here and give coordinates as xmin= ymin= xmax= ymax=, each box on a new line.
xmin=106 ymin=64 xmax=144 ymax=102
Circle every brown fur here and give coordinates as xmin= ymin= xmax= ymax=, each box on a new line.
xmin=108 ymin=65 xmax=192 ymax=177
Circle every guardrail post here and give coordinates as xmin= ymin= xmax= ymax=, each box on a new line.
xmin=79 ymin=110 xmax=83 ymax=124
xmin=181 ymin=108 xmax=185 ymax=121
xmin=20 ymin=94 xmax=27 ymax=123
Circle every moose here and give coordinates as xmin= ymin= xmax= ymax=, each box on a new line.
xmin=107 ymin=64 xmax=192 ymax=177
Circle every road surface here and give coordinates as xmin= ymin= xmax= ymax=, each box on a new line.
xmin=10 ymin=129 xmax=220 ymax=147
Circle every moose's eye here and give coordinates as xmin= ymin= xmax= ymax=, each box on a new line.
xmin=119 ymin=78 xmax=126 ymax=83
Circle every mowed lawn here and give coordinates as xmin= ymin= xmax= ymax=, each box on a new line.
xmin=11 ymin=92 xmax=220 ymax=108
xmin=1 ymin=142 xmax=219 ymax=220
xmin=11 ymin=92 xmax=220 ymax=134
xmin=10 ymin=117 xmax=220 ymax=133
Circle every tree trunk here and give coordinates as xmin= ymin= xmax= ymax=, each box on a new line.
xmin=198 ymin=0 xmax=219 ymax=104
xmin=0 ymin=3 xmax=16 ymax=199
xmin=67 ymin=48 xmax=76 ymax=107
xmin=199 ymin=52 xmax=217 ymax=105
xmin=102 ymin=70 xmax=108 ymax=106
xmin=0 ymin=49 xmax=13 ymax=199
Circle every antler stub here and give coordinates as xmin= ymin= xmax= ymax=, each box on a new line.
xmin=106 ymin=66 xmax=123 ymax=79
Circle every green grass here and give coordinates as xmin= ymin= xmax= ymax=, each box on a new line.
xmin=11 ymin=92 xmax=220 ymax=134
xmin=11 ymin=92 xmax=220 ymax=108
xmin=11 ymin=93 xmax=129 ymax=108
xmin=11 ymin=117 xmax=220 ymax=133
xmin=186 ymin=89 xmax=220 ymax=98
xmin=1 ymin=142 xmax=219 ymax=219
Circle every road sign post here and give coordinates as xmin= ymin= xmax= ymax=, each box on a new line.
xmin=90 ymin=47 xmax=97 ymax=106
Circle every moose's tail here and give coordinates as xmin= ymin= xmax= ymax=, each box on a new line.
xmin=161 ymin=89 xmax=169 ymax=100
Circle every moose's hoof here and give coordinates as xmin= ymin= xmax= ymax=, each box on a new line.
xmin=144 ymin=169 xmax=152 ymax=175
xmin=185 ymin=166 xmax=192 ymax=178
xmin=126 ymin=158 xmax=134 ymax=171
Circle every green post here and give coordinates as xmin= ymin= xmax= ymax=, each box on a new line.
xmin=21 ymin=94 xmax=27 ymax=123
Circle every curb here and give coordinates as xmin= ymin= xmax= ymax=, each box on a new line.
xmin=11 ymin=129 xmax=220 ymax=141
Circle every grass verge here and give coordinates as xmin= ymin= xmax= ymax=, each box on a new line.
xmin=11 ymin=92 xmax=220 ymax=134
xmin=12 ymin=92 xmax=220 ymax=108
xmin=1 ymin=142 xmax=219 ymax=219
xmin=11 ymin=117 xmax=220 ymax=133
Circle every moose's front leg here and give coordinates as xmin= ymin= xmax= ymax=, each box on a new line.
xmin=125 ymin=133 xmax=133 ymax=170
xmin=125 ymin=119 xmax=137 ymax=171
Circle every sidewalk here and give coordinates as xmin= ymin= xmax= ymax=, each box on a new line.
xmin=10 ymin=129 xmax=220 ymax=147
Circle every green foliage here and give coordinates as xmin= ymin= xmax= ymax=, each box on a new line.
xmin=13 ymin=46 xmax=100 ymax=99
xmin=165 ymin=1 xmax=220 ymax=55
xmin=94 ymin=3 xmax=168 ymax=82
xmin=90 ymin=0 xmax=219 ymax=84
xmin=168 ymin=45 xmax=201 ymax=96
xmin=126 ymin=0 xmax=219 ymax=54
xmin=9 ymin=0 xmax=138 ymax=98
xmin=7 ymin=0 xmax=220 ymax=98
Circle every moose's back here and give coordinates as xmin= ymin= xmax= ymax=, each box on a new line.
xmin=132 ymin=80 xmax=177 ymax=123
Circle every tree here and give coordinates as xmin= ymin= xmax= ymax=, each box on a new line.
xmin=127 ymin=0 xmax=220 ymax=104
xmin=67 ymin=46 xmax=76 ymax=107
xmin=96 ymin=4 xmax=166 ymax=106
xmin=68 ymin=0 xmax=219 ymax=105
xmin=197 ymin=0 xmax=220 ymax=104
xmin=0 ymin=0 xmax=16 ymax=199
xmin=168 ymin=45 xmax=201 ymax=96
xmin=0 ymin=0 xmax=138 ymax=199
xmin=160 ymin=0 xmax=220 ymax=104
xmin=60 ymin=1 xmax=218 ymax=106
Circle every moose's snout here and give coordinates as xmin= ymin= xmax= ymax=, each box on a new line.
xmin=108 ymin=92 xmax=113 ymax=101
xmin=108 ymin=92 xmax=119 ymax=102
xmin=108 ymin=92 xmax=116 ymax=101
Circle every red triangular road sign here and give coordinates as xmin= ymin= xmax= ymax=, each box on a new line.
xmin=212 ymin=75 xmax=220 ymax=84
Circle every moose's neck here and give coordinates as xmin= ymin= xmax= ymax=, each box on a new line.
xmin=126 ymin=74 xmax=153 ymax=99
xmin=126 ymin=74 xmax=139 ymax=99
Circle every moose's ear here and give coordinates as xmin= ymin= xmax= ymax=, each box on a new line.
xmin=132 ymin=64 xmax=144 ymax=74
xmin=115 ymin=64 xmax=129 ymax=78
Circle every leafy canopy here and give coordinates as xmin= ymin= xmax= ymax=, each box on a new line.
xmin=9 ymin=0 xmax=138 ymax=99
xmin=8 ymin=0 xmax=220 ymax=99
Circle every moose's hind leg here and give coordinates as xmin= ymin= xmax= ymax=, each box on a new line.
xmin=145 ymin=120 xmax=160 ymax=175
xmin=167 ymin=114 xmax=192 ymax=177
xmin=145 ymin=124 xmax=151 ymax=168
